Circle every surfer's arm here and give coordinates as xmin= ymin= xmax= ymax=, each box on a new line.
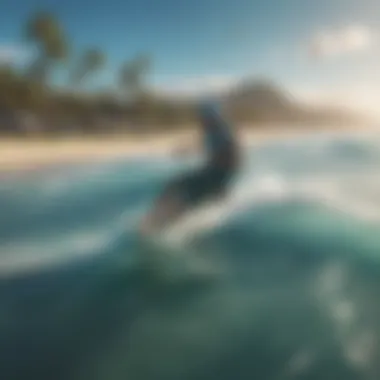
xmin=172 ymin=138 xmax=201 ymax=158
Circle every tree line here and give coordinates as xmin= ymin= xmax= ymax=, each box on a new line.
xmin=0 ymin=11 xmax=201 ymax=136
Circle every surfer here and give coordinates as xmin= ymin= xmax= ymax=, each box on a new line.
xmin=140 ymin=101 xmax=240 ymax=234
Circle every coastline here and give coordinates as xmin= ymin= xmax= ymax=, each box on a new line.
xmin=0 ymin=132 xmax=191 ymax=173
xmin=0 ymin=125 xmax=373 ymax=175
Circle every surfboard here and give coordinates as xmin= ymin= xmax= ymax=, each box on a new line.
xmin=143 ymin=193 xmax=235 ymax=249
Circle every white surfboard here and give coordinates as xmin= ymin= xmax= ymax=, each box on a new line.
xmin=152 ymin=188 xmax=248 ymax=248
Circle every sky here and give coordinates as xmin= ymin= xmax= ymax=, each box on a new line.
xmin=1 ymin=0 xmax=380 ymax=117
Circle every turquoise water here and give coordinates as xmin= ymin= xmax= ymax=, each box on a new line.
xmin=2 ymin=131 xmax=380 ymax=380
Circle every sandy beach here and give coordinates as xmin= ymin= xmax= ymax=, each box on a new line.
xmin=0 ymin=132 xmax=192 ymax=173
xmin=0 ymin=125 xmax=367 ymax=174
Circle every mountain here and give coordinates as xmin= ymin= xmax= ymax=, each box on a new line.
xmin=223 ymin=79 xmax=362 ymax=125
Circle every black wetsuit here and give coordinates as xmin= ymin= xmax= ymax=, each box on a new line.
xmin=164 ymin=115 xmax=239 ymax=206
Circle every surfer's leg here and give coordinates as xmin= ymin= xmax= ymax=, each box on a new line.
xmin=140 ymin=172 xmax=198 ymax=234
xmin=141 ymin=192 xmax=185 ymax=233
xmin=198 ymin=165 xmax=235 ymax=201
xmin=141 ymin=165 xmax=236 ymax=234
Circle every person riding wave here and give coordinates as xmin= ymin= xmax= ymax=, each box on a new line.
xmin=140 ymin=100 xmax=240 ymax=234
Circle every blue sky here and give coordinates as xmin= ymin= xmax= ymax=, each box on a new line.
xmin=1 ymin=0 xmax=380 ymax=115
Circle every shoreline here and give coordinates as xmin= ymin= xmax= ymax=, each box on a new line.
xmin=0 ymin=125 xmax=375 ymax=175
xmin=0 ymin=132 xmax=190 ymax=173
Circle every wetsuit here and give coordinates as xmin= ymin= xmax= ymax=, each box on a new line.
xmin=163 ymin=107 xmax=239 ymax=206
xmin=140 ymin=103 xmax=240 ymax=232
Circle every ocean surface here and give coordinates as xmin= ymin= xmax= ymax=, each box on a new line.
xmin=1 ymin=130 xmax=380 ymax=380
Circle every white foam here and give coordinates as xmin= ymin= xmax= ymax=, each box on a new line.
xmin=314 ymin=262 xmax=377 ymax=372
xmin=0 ymin=207 xmax=143 ymax=277
xmin=0 ymin=230 xmax=109 ymax=276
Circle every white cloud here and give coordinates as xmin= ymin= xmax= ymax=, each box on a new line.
xmin=309 ymin=25 xmax=376 ymax=59
xmin=0 ymin=45 xmax=29 ymax=64
xmin=154 ymin=75 xmax=238 ymax=98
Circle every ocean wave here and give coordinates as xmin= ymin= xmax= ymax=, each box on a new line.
xmin=2 ymin=133 xmax=380 ymax=276
xmin=0 ymin=207 xmax=143 ymax=277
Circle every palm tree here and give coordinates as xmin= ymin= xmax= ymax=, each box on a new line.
xmin=119 ymin=54 xmax=151 ymax=100
xmin=70 ymin=48 xmax=106 ymax=87
xmin=24 ymin=11 xmax=68 ymax=83
xmin=0 ymin=64 xmax=17 ymax=83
